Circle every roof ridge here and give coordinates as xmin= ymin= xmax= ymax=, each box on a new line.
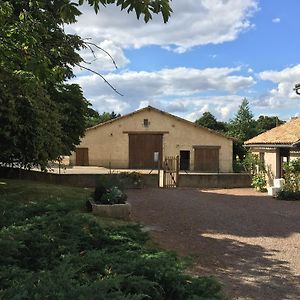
xmin=86 ymin=105 xmax=232 ymax=141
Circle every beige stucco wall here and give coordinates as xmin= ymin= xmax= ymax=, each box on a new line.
xmin=290 ymin=151 xmax=300 ymax=161
xmin=70 ymin=108 xmax=233 ymax=172
xmin=251 ymin=149 xmax=277 ymax=187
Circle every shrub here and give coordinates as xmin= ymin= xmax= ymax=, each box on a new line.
xmin=93 ymin=182 xmax=107 ymax=202
xmin=282 ymin=159 xmax=300 ymax=192
xmin=232 ymin=160 xmax=245 ymax=173
xmin=277 ymin=190 xmax=300 ymax=201
xmin=0 ymin=180 xmax=223 ymax=299
xmin=251 ymin=173 xmax=267 ymax=192
xmin=99 ymin=186 xmax=127 ymax=205
xmin=93 ymin=178 xmax=127 ymax=205
xmin=119 ymin=171 xmax=143 ymax=187
xmin=243 ymin=153 xmax=266 ymax=175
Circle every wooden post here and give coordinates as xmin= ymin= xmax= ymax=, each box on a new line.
xmin=157 ymin=152 xmax=160 ymax=188
xmin=176 ymin=155 xmax=180 ymax=187
xmin=163 ymin=160 xmax=166 ymax=188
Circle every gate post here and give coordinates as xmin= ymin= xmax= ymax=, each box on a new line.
xmin=176 ymin=155 xmax=180 ymax=187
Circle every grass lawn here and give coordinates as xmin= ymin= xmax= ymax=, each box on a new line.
xmin=0 ymin=179 xmax=222 ymax=299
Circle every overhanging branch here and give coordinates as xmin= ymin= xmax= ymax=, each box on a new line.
xmin=76 ymin=63 xmax=123 ymax=96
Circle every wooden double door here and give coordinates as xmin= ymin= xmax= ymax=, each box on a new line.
xmin=194 ymin=146 xmax=220 ymax=172
xmin=129 ymin=134 xmax=163 ymax=169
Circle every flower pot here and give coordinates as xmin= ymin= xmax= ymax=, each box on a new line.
xmin=91 ymin=201 xmax=131 ymax=220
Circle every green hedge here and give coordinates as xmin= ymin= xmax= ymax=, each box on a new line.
xmin=0 ymin=180 xmax=222 ymax=299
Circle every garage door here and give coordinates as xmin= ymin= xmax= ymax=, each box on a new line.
xmin=75 ymin=148 xmax=89 ymax=166
xmin=129 ymin=134 xmax=163 ymax=169
xmin=194 ymin=147 xmax=219 ymax=172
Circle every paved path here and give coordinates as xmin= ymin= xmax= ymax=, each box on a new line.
xmin=127 ymin=188 xmax=300 ymax=300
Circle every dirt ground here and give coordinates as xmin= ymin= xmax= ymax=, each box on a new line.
xmin=127 ymin=188 xmax=300 ymax=300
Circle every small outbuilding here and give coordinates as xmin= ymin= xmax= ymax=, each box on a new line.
xmin=245 ymin=117 xmax=300 ymax=185
xmin=70 ymin=106 xmax=233 ymax=172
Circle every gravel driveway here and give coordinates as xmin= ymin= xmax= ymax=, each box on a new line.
xmin=127 ymin=188 xmax=300 ymax=300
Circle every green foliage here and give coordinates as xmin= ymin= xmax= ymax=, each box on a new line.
xmin=93 ymin=176 xmax=127 ymax=204
xmin=228 ymin=98 xmax=257 ymax=142
xmin=242 ymin=153 xmax=267 ymax=191
xmin=81 ymin=0 xmax=172 ymax=23
xmin=282 ymin=159 xmax=300 ymax=192
xmin=251 ymin=174 xmax=267 ymax=192
xmin=242 ymin=153 xmax=265 ymax=175
xmin=0 ymin=0 xmax=171 ymax=169
xmin=195 ymin=112 xmax=227 ymax=132
xmin=0 ymin=1 xmax=88 ymax=169
xmin=255 ymin=115 xmax=285 ymax=134
xmin=277 ymin=190 xmax=300 ymax=201
xmin=119 ymin=171 xmax=144 ymax=188
xmin=86 ymin=109 xmax=121 ymax=128
xmin=227 ymin=98 xmax=257 ymax=161
xmin=0 ymin=179 xmax=222 ymax=299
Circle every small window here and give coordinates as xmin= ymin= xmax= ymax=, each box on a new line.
xmin=143 ymin=119 xmax=149 ymax=127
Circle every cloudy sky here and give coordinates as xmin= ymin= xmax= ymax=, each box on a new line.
xmin=67 ymin=0 xmax=300 ymax=121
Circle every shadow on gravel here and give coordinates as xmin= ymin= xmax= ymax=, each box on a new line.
xmin=189 ymin=235 xmax=300 ymax=300
xmin=127 ymin=188 xmax=300 ymax=300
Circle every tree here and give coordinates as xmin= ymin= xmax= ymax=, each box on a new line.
xmin=85 ymin=109 xmax=121 ymax=128
xmin=228 ymin=98 xmax=257 ymax=142
xmin=228 ymin=98 xmax=257 ymax=161
xmin=195 ymin=112 xmax=227 ymax=132
xmin=255 ymin=115 xmax=284 ymax=134
xmin=0 ymin=0 xmax=172 ymax=169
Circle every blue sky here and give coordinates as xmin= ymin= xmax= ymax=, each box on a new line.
xmin=68 ymin=0 xmax=300 ymax=121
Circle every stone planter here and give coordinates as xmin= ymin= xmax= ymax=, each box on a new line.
xmin=91 ymin=201 xmax=131 ymax=220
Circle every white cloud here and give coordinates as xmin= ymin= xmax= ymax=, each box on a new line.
xmin=255 ymin=64 xmax=300 ymax=109
xmin=75 ymin=40 xmax=129 ymax=73
xmin=71 ymin=66 xmax=254 ymax=120
xmin=161 ymin=95 xmax=242 ymax=121
xmin=67 ymin=0 xmax=258 ymax=52
xmin=272 ymin=18 xmax=281 ymax=23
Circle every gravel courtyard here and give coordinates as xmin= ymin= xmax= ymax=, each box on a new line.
xmin=127 ymin=188 xmax=300 ymax=300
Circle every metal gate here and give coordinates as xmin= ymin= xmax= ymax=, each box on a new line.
xmin=162 ymin=156 xmax=179 ymax=188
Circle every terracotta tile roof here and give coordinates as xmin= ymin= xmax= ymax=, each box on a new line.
xmin=245 ymin=117 xmax=300 ymax=146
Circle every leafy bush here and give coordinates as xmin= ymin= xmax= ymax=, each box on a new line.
xmin=251 ymin=173 xmax=267 ymax=192
xmin=232 ymin=160 xmax=245 ymax=173
xmin=282 ymin=159 xmax=300 ymax=192
xmin=243 ymin=153 xmax=266 ymax=175
xmin=119 ymin=171 xmax=143 ymax=187
xmin=0 ymin=180 xmax=222 ymax=299
xmin=277 ymin=190 xmax=300 ymax=201
xmin=93 ymin=178 xmax=127 ymax=205
xmin=99 ymin=186 xmax=127 ymax=205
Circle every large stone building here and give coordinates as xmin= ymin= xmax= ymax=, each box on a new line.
xmin=70 ymin=106 xmax=233 ymax=172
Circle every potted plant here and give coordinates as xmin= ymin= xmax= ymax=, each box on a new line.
xmin=90 ymin=179 xmax=131 ymax=220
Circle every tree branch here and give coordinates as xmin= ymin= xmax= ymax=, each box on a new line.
xmin=84 ymin=41 xmax=118 ymax=69
xmin=76 ymin=63 xmax=123 ymax=96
